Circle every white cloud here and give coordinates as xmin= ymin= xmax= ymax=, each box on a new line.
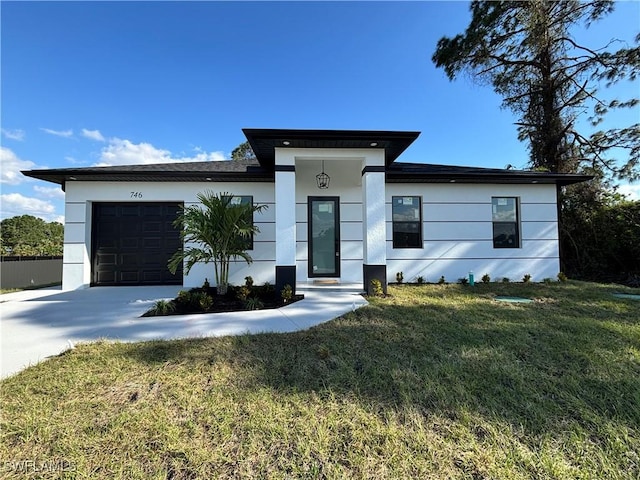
xmin=0 ymin=147 xmax=36 ymax=185
xmin=81 ymin=128 xmax=105 ymax=142
xmin=0 ymin=193 xmax=58 ymax=221
xmin=96 ymin=138 xmax=226 ymax=166
xmin=97 ymin=139 xmax=173 ymax=166
xmin=180 ymin=151 xmax=227 ymax=162
xmin=34 ymin=185 xmax=65 ymax=199
xmin=40 ymin=127 xmax=73 ymax=138
xmin=618 ymin=183 xmax=640 ymax=201
xmin=1 ymin=128 xmax=26 ymax=141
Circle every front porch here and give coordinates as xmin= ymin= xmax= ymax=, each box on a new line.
xmin=243 ymin=129 xmax=418 ymax=296
xmin=275 ymin=152 xmax=386 ymax=295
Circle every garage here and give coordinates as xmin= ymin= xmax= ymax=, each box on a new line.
xmin=91 ymin=202 xmax=183 ymax=286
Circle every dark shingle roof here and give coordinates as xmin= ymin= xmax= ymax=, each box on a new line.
xmin=22 ymin=127 xmax=592 ymax=188
xmin=22 ymin=159 xmax=272 ymax=187
xmin=22 ymin=158 xmax=592 ymax=188
xmin=387 ymin=162 xmax=592 ymax=186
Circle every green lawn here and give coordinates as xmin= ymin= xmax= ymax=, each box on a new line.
xmin=1 ymin=282 xmax=639 ymax=479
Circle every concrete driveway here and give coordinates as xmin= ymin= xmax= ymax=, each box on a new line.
xmin=0 ymin=285 xmax=367 ymax=379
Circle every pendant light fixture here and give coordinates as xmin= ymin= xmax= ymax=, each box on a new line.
xmin=316 ymin=160 xmax=330 ymax=189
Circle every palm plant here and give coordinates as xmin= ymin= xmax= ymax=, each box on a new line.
xmin=168 ymin=191 xmax=267 ymax=295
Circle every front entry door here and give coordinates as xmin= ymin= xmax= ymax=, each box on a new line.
xmin=308 ymin=197 xmax=340 ymax=278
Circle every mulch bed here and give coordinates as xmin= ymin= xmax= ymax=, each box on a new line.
xmin=142 ymin=286 xmax=304 ymax=317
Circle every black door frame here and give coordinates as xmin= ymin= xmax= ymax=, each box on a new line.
xmin=307 ymin=196 xmax=340 ymax=278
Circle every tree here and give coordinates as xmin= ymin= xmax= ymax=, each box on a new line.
xmin=0 ymin=215 xmax=63 ymax=256
xmin=561 ymin=191 xmax=640 ymax=285
xmin=432 ymin=0 xmax=639 ymax=180
xmin=231 ymin=141 xmax=257 ymax=162
xmin=167 ymin=191 xmax=267 ymax=295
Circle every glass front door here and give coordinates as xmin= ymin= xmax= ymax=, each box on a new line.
xmin=308 ymin=197 xmax=340 ymax=277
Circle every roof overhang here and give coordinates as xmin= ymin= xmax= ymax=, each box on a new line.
xmin=386 ymin=163 xmax=593 ymax=186
xmin=22 ymin=163 xmax=593 ymax=189
xmin=242 ymin=128 xmax=420 ymax=167
xmin=21 ymin=161 xmax=273 ymax=189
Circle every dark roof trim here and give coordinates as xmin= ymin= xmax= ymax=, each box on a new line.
xmin=362 ymin=166 xmax=386 ymax=176
xmin=23 ymin=162 xmax=592 ymax=188
xmin=386 ymin=162 xmax=593 ymax=186
xmin=274 ymin=165 xmax=295 ymax=172
xmin=243 ymin=128 xmax=420 ymax=167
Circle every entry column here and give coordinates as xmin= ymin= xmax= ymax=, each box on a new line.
xmin=362 ymin=167 xmax=387 ymax=294
xmin=275 ymin=166 xmax=296 ymax=294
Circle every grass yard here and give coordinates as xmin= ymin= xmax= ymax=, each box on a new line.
xmin=1 ymin=282 xmax=639 ymax=479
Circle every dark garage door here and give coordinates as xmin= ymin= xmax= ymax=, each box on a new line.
xmin=92 ymin=202 xmax=183 ymax=286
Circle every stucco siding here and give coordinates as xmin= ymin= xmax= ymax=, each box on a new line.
xmin=63 ymin=181 xmax=277 ymax=289
xmin=385 ymin=183 xmax=559 ymax=282
xmin=60 ymin=175 xmax=562 ymax=290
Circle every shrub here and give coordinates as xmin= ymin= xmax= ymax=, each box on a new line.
xmin=522 ymin=274 xmax=532 ymax=283
xmin=558 ymin=272 xmax=568 ymax=282
xmin=543 ymin=277 xmax=554 ymax=284
xmin=175 ymin=290 xmax=193 ymax=308
xmin=244 ymin=276 xmax=254 ymax=287
xmin=198 ymin=293 xmax=214 ymax=311
xmin=396 ymin=272 xmax=404 ymax=284
xmin=175 ymin=291 xmax=211 ymax=312
xmin=481 ymin=273 xmax=491 ymax=284
xmin=458 ymin=277 xmax=469 ymax=285
xmin=502 ymin=277 xmax=510 ymax=283
xmin=189 ymin=292 xmax=204 ymax=310
xmin=236 ymin=285 xmax=251 ymax=302
xmin=370 ymin=279 xmax=384 ymax=296
xmin=244 ymin=297 xmax=264 ymax=310
xmin=146 ymin=299 xmax=175 ymax=316
xmin=416 ymin=276 xmax=425 ymax=285
xmin=438 ymin=276 xmax=446 ymax=285
xmin=281 ymin=284 xmax=293 ymax=303
xmin=262 ymin=281 xmax=275 ymax=296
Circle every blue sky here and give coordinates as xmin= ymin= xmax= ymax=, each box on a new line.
xmin=2 ymin=1 xmax=639 ymax=222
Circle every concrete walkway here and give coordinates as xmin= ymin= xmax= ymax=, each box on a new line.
xmin=0 ymin=285 xmax=367 ymax=379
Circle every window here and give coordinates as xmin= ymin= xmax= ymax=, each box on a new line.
xmin=492 ymin=197 xmax=520 ymax=248
xmin=392 ymin=196 xmax=422 ymax=248
xmin=224 ymin=195 xmax=254 ymax=250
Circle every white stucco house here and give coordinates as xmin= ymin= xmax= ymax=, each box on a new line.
xmin=23 ymin=128 xmax=591 ymax=294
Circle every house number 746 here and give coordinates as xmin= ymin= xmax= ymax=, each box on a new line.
xmin=130 ymin=191 xmax=143 ymax=198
